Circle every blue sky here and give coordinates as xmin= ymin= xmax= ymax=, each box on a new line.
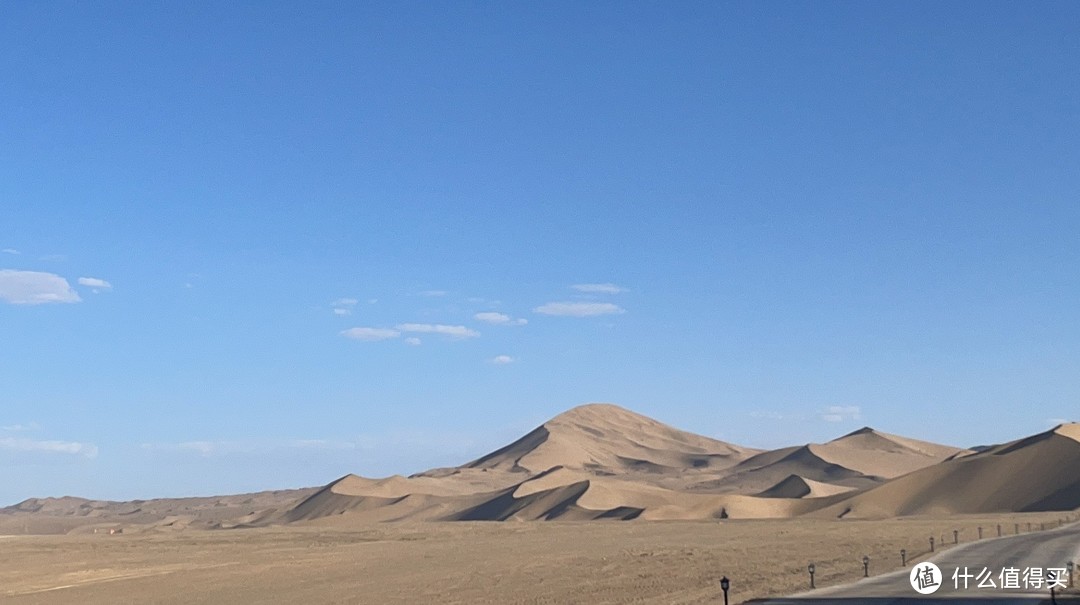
xmin=2 ymin=1 xmax=1078 ymax=504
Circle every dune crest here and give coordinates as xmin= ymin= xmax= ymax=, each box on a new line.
xmin=464 ymin=403 xmax=759 ymax=476
xmin=756 ymin=475 xmax=857 ymax=499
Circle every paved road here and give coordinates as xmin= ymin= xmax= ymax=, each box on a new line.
xmin=749 ymin=522 xmax=1080 ymax=605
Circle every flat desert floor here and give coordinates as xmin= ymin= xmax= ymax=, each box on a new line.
xmin=1 ymin=512 xmax=1074 ymax=604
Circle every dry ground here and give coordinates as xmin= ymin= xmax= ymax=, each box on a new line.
xmin=1 ymin=512 xmax=1075 ymax=604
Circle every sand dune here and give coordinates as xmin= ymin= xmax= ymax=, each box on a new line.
xmin=813 ymin=423 xmax=1080 ymax=518
xmin=690 ymin=444 xmax=876 ymax=494
xmin=448 ymin=465 xmax=819 ymax=521
xmin=459 ymin=403 xmax=759 ymax=476
xmin=690 ymin=427 xmax=964 ymax=495
xmin=812 ymin=427 xmax=968 ymax=478
xmin=756 ymin=474 xmax=857 ymax=499
xmin=5 ymin=405 xmax=1077 ymax=529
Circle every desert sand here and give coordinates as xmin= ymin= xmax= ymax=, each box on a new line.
xmin=2 ymin=514 xmax=1077 ymax=604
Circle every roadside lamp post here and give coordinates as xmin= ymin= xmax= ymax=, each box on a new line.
xmin=953 ymin=529 xmax=959 ymax=544
xmin=1068 ymin=561 xmax=1074 ymax=588
xmin=1049 ymin=571 xmax=1058 ymax=604
xmin=808 ymin=563 xmax=816 ymax=589
xmin=929 ymin=536 xmax=935 ymax=552
xmin=1015 ymin=523 xmax=1020 ymax=534
xmin=863 ymin=555 xmax=870 ymax=578
xmin=978 ymin=526 xmax=983 ymax=539
xmin=997 ymin=524 xmax=1002 ymax=537
xmin=720 ymin=576 xmax=730 ymax=605
xmin=900 ymin=549 xmax=907 ymax=566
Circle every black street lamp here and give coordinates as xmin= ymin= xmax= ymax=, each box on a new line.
xmin=1049 ymin=570 xmax=1058 ymax=604
xmin=900 ymin=549 xmax=907 ymax=566
xmin=720 ymin=576 xmax=730 ymax=605
xmin=1015 ymin=523 xmax=1020 ymax=534
xmin=862 ymin=555 xmax=870 ymax=578
xmin=978 ymin=526 xmax=983 ymax=539
xmin=929 ymin=536 xmax=935 ymax=552
xmin=1068 ymin=561 xmax=1074 ymax=588
xmin=808 ymin=563 xmax=816 ymax=589
xmin=997 ymin=524 xmax=1002 ymax=537
xmin=953 ymin=529 xmax=959 ymax=544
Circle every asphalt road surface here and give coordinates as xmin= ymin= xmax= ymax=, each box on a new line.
xmin=750 ymin=522 xmax=1080 ymax=605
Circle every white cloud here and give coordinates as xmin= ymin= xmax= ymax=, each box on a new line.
xmin=419 ymin=290 xmax=448 ymax=297
xmin=0 ymin=270 xmax=81 ymax=304
xmin=749 ymin=411 xmax=803 ymax=421
xmin=341 ymin=327 xmax=401 ymax=341
xmin=141 ymin=438 xmax=358 ymax=458
xmin=820 ymin=405 xmax=861 ymax=423
xmin=533 ymin=302 xmax=625 ymax=317
xmin=1 ymin=248 xmax=19 ymax=255
xmin=331 ymin=298 xmax=359 ymax=315
xmin=404 ymin=337 xmax=422 ymax=346
xmin=77 ymin=277 xmax=112 ymax=290
xmin=0 ymin=437 xmax=98 ymax=458
xmin=572 ymin=283 xmax=627 ymax=294
xmin=396 ymin=323 xmax=480 ymax=339
xmin=474 ymin=312 xmax=527 ymax=326
xmin=490 ymin=355 xmax=514 ymax=364
xmin=1 ymin=422 xmax=39 ymax=432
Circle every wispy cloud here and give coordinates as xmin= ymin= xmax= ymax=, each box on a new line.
xmin=490 ymin=355 xmax=514 ymax=364
xmin=142 ymin=439 xmax=357 ymax=458
xmin=534 ymin=302 xmax=625 ymax=317
xmin=341 ymin=327 xmax=401 ymax=341
xmin=396 ymin=323 xmax=479 ymax=339
xmin=820 ymin=405 xmax=861 ymax=423
xmin=77 ymin=277 xmax=112 ymax=291
xmin=572 ymin=283 xmax=627 ymax=294
xmin=419 ymin=290 xmax=448 ymax=297
xmin=0 ymin=437 xmax=98 ymax=458
xmin=749 ymin=410 xmax=807 ymax=421
xmin=474 ymin=312 xmax=527 ymax=326
xmin=1 ymin=422 xmax=40 ymax=432
xmin=331 ymin=298 xmax=359 ymax=315
xmin=0 ymin=270 xmax=81 ymax=305
xmin=1 ymin=248 xmax=19 ymax=255
xmin=404 ymin=337 xmax=422 ymax=346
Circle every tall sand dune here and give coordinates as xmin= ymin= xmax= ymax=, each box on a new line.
xmin=459 ymin=403 xmax=759 ymax=476
xmin=813 ymin=423 xmax=1080 ymax=518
